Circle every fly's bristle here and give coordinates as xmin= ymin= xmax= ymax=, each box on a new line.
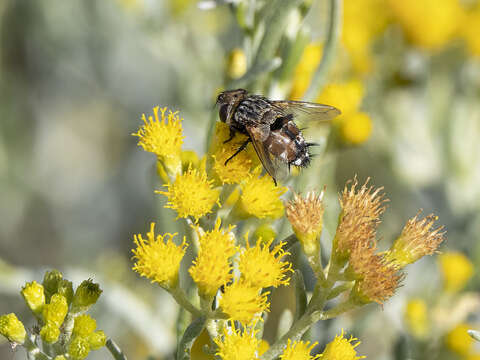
xmin=306 ymin=142 xmax=319 ymax=147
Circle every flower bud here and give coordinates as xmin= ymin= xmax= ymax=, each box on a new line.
xmin=72 ymin=280 xmax=102 ymax=312
xmin=73 ymin=315 xmax=96 ymax=338
xmin=88 ymin=330 xmax=107 ymax=350
xmin=226 ymin=48 xmax=247 ymax=79
xmin=43 ymin=294 xmax=68 ymax=327
xmin=21 ymin=281 xmax=45 ymax=315
xmin=68 ymin=335 xmax=91 ymax=360
xmin=42 ymin=269 xmax=63 ymax=303
xmin=40 ymin=321 xmax=61 ymax=344
xmin=0 ymin=313 xmax=26 ymax=344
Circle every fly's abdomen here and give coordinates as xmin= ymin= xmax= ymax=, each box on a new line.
xmin=264 ymin=120 xmax=311 ymax=167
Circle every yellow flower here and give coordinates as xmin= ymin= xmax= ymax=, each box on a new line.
xmin=73 ymin=315 xmax=97 ymax=338
xmin=227 ymin=48 xmax=247 ymax=79
xmin=88 ymin=331 xmax=107 ymax=350
xmin=40 ymin=321 xmax=61 ymax=344
xmin=219 ymin=281 xmax=270 ymax=325
xmin=404 ymin=298 xmax=429 ymax=338
xmin=211 ymin=122 xmax=253 ymax=184
xmin=280 ymin=339 xmax=320 ymax=360
xmin=286 ymin=190 xmax=325 ymax=257
xmin=189 ymin=219 xmax=237 ymax=297
xmin=386 ymin=212 xmax=445 ymax=268
xmin=320 ymin=330 xmax=365 ymax=360
xmin=238 ymin=236 xmax=292 ymax=289
xmin=0 ymin=313 xmax=26 ymax=344
xmin=388 ymin=0 xmax=463 ymax=51
xmin=335 ymin=177 xmax=387 ymax=259
xmin=132 ymin=223 xmax=187 ymax=288
xmin=42 ymin=294 xmax=68 ymax=327
xmin=339 ymin=112 xmax=372 ymax=145
xmin=461 ymin=5 xmax=480 ymax=57
xmin=446 ymin=323 xmax=475 ymax=356
xmin=68 ymin=335 xmax=91 ymax=360
xmin=439 ymin=252 xmax=474 ymax=293
xmin=21 ymin=281 xmax=45 ymax=315
xmin=342 ymin=0 xmax=390 ymax=73
xmin=316 ymin=80 xmax=364 ymax=118
xmin=238 ymin=169 xmax=287 ymax=219
xmin=214 ymin=325 xmax=261 ymax=360
xmin=157 ymin=165 xmax=220 ymax=221
xmin=133 ymin=106 xmax=184 ymax=175
xmin=290 ymin=43 xmax=323 ymax=100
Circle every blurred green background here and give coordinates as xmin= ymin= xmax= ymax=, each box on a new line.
xmin=1 ymin=0 xmax=480 ymax=359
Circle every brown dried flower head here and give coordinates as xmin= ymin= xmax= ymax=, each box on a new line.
xmin=286 ymin=190 xmax=325 ymax=256
xmin=335 ymin=177 xmax=388 ymax=259
xmin=386 ymin=211 xmax=446 ymax=268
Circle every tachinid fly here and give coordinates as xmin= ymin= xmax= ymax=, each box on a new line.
xmin=216 ymin=89 xmax=341 ymax=185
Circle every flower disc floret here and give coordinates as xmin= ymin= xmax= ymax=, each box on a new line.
xmin=238 ymin=237 xmax=292 ymax=289
xmin=73 ymin=315 xmax=97 ymax=338
xmin=239 ymin=169 xmax=287 ymax=219
xmin=219 ymin=281 xmax=270 ymax=325
xmin=21 ymin=281 xmax=45 ymax=315
xmin=214 ymin=325 xmax=261 ymax=360
xmin=320 ymin=330 xmax=365 ymax=360
xmin=189 ymin=219 xmax=237 ymax=297
xmin=43 ymin=294 xmax=68 ymax=327
xmin=157 ymin=166 xmax=220 ymax=221
xmin=280 ymin=339 xmax=320 ymax=360
xmin=132 ymin=223 xmax=187 ymax=288
xmin=0 ymin=313 xmax=26 ymax=344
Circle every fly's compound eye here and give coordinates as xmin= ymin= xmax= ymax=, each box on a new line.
xmin=219 ymin=104 xmax=228 ymax=123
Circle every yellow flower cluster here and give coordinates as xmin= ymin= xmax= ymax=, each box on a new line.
xmin=317 ymin=80 xmax=372 ymax=145
xmin=439 ymin=251 xmax=473 ymax=293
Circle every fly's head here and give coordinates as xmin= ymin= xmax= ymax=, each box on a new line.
xmin=216 ymin=88 xmax=248 ymax=125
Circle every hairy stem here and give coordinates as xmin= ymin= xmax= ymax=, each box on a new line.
xmin=106 ymin=338 xmax=128 ymax=360
xmin=170 ymin=286 xmax=203 ymax=318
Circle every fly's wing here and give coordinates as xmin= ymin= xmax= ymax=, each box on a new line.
xmin=246 ymin=125 xmax=287 ymax=185
xmin=270 ymin=100 xmax=341 ymax=124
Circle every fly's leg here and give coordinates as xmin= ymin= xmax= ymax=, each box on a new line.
xmin=223 ymin=128 xmax=236 ymax=144
xmin=225 ymin=138 xmax=251 ymax=165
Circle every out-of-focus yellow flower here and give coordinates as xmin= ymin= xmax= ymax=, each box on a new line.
xmin=219 ymin=281 xmax=270 ymax=325
xmin=404 ymin=298 xmax=429 ymax=338
xmin=259 ymin=339 xmax=270 ymax=356
xmin=132 ymin=223 xmax=187 ymax=288
xmin=238 ymin=237 xmax=292 ymax=289
xmin=290 ymin=43 xmax=323 ymax=100
xmin=335 ymin=177 xmax=386 ymax=259
xmin=21 ymin=281 xmax=45 ymax=315
xmin=439 ymin=252 xmax=474 ymax=293
xmin=253 ymin=223 xmax=277 ymax=244
xmin=0 ymin=313 xmax=26 ymax=344
xmin=133 ymin=106 xmax=184 ymax=175
xmin=388 ymin=0 xmax=463 ymax=51
xmin=280 ymin=339 xmax=320 ymax=360
xmin=42 ymin=294 xmax=68 ymax=327
xmin=320 ymin=330 xmax=365 ymax=360
xmin=461 ymin=5 xmax=480 ymax=57
xmin=445 ymin=323 xmax=476 ymax=356
xmin=386 ymin=212 xmax=445 ymax=268
xmin=238 ymin=168 xmax=287 ymax=219
xmin=339 ymin=112 xmax=372 ymax=145
xmin=189 ymin=219 xmax=237 ymax=297
xmin=227 ymin=48 xmax=247 ymax=79
xmin=214 ymin=325 xmax=261 ymax=360
xmin=342 ymin=0 xmax=390 ymax=73
xmin=316 ymin=80 xmax=364 ymax=118
xmin=157 ymin=165 xmax=220 ymax=221
xmin=286 ymin=190 xmax=324 ymax=257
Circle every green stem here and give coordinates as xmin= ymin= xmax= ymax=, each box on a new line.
xmin=170 ymin=286 xmax=203 ymax=318
xmin=327 ymin=281 xmax=353 ymax=300
xmin=24 ymin=336 xmax=51 ymax=360
xmin=106 ymin=338 xmax=128 ymax=360
xmin=320 ymin=298 xmax=356 ymax=319
xmin=303 ymin=0 xmax=343 ymax=101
